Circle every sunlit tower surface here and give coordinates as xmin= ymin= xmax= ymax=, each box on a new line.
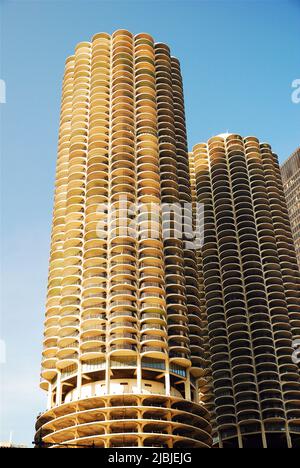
xmin=35 ymin=30 xmax=211 ymax=449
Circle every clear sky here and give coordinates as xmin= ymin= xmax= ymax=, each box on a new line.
xmin=0 ymin=0 xmax=299 ymax=446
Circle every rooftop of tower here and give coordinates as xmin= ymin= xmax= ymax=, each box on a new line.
xmin=217 ymin=132 xmax=233 ymax=138
xmin=66 ymin=30 xmax=180 ymax=63
xmin=190 ymin=134 xmax=274 ymax=155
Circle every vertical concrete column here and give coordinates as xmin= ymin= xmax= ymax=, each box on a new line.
xmin=77 ymin=362 xmax=82 ymax=399
xmin=194 ymin=378 xmax=199 ymax=404
xmin=261 ymin=426 xmax=268 ymax=449
xmin=237 ymin=427 xmax=243 ymax=448
xmin=185 ymin=369 xmax=191 ymax=401
xmin=137 ymin=354 xmax=142 ymax=393
xmin=167 ymin=438 xmax=173 ymax=448
xmin=56 ymin=371 xmax=62 ymax=406
xmin=286 ymin=423 xmax=292 ymax=449
xmin=47 ymin=383 xmax=53 ymax=410
xmin=105 ymin=356 xmax=110 ymax=394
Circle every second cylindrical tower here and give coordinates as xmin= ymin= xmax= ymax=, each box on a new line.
xmin=191 ymin=133 xmax=300 ymax=448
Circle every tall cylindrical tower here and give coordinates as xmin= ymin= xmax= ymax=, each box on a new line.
xmin=191 ymin=134 xmax=300 ymax=448
xmin=35 ymin=30 xmax=211 ymax=449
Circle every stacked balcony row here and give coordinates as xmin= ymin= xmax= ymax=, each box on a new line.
xmin=35 ymin=394 xmax=211 ymax=448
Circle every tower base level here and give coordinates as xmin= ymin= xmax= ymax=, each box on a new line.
xmin=35 ymin=391 xmax=212 ymax=449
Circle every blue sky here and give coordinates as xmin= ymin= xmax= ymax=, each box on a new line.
xmin=0 ymin=0 xmax=299 ymax=446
